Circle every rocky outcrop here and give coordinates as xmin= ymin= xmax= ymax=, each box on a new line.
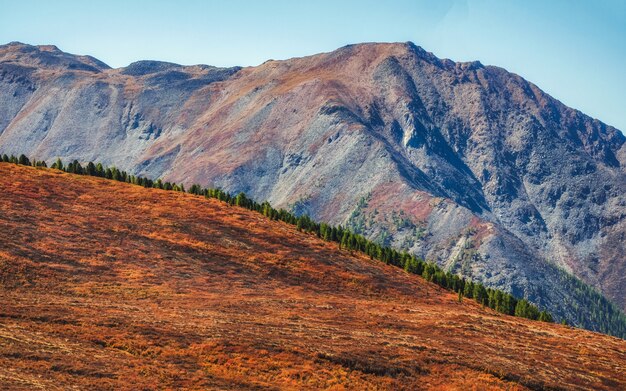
xmin=0 ymin=41 xmax=624 ymax=329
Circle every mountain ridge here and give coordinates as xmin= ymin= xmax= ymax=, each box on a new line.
xmin=0 ymin=41 xmax=624 ymax=331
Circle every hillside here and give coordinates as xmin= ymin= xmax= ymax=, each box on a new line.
xmin=0 ymin=163 xmax=624 ymax=390
xmin=0 ymin=42 xmax=625 ymax=330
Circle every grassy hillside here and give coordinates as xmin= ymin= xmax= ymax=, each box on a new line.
xmin=0 ymin=163 xmax=625 ymax=390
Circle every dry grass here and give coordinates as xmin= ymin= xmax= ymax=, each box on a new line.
xmin=0 ymin=163 xmax=624 ymax=390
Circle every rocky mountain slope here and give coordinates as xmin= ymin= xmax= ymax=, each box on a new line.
xmin=0 ymin=41 xmax=625 ymax=329
xmin=1 ymin=163 xmax=625 ymax=390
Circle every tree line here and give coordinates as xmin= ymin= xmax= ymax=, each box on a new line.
xmin=552 ymin=265 xmax=626 ymax=338
xmin=2 ymin=154 xmax=555 ymax=323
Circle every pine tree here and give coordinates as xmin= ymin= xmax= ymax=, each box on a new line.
xmin=539 ymin=311 xmax=553 ymax=322
xmin=463 ymin=281 xmax=474 ymax=298
xmin=95 ymin=163 xmax=104 ymax=177
xmin=473 ymin=284 xmax=488 ymax=306
xmin=235 ymin=192 xmax=249 ymax=207
xmin=408 ymin=257 xmax=424 ymax=275
xmin=18 ymin=154 xmax=30 ymax=166
xmin=53 ymin=158 xmax=64 ymax=171
xmin=112 ymin=168 xmax=121 ymax=181
xmin=71 ymin=160 xmax=84 ymax=175
xmin=83 ymin=162 xmax=96 ymax=176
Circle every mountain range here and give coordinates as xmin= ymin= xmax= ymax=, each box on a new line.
xmin=0 ymin=41 xmax=625 ymax=332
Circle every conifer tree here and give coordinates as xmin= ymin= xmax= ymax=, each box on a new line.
xmin=112 ymin=168 xmax=121 ymax=181
xmin=54 ymin=158 xmax=64 ymax=171
xmin=18 ymin=154 xmax=30 ymax=166
xmin=71 ymin=160 xmax=84 ymax=175
xmin=539 ymin=311 xmax=553 ymax=322
xmin=473 ymin=284 xmax=488 ymax=306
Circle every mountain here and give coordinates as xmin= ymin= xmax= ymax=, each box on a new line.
xmin=0 ymin=41 xmax=625 ymax=332
xmin=1 ymin=163 xmax=625 ymax=390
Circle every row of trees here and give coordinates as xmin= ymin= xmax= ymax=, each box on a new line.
xmin=553 ymin=266 xmax=626 ymax=338
xmin=3 ymin=154 xmax=552 ymax=323
xmin=2 ymin=154 xmax=47 ymax=167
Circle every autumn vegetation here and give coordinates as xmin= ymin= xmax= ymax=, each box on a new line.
xmin=6 ymin=154 xmax=626 ymax=336
xmin=6 ymin=154 xmax=626 ymax=340
xmin=1 ymin=162 xmax=625 ymax=390
xmin=2 ymin=154 xmax=554 ymax=323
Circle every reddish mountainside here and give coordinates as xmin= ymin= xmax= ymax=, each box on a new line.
xmin=0 ymin=164 xmax=624 ymax=390
xmin=1 ymin=42 xmax=625 ymax=330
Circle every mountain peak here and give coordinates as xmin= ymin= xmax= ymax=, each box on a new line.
xmin=121 ymin=60 xmax=182 ymax=76
xmin=36 ymin=44 xmax=61 ymax=52
xmin=0 ymin=41 xmax=110 ymax=72
xmin=330 ymin=41 xmax=487 ymax=72
xmin=4 ymin=41 xmax=28 ymax=48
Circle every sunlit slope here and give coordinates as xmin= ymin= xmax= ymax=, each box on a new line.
xmin=3 ymin=42 xmax=626 ymax=321
xmin=0 ymin=164 xmax=624 ymax=390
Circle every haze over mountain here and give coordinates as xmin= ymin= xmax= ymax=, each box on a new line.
xmin=1 ymin=41 xmax=625 ymax=331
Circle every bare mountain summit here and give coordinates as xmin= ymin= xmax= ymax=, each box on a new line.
xmin=1 ymin=41 xmax=625 ymax=332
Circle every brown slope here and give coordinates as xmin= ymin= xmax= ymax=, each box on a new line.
xmin=0 ymin=163 xmax=624 ymax=390
xmin=1 ymin=42 xmax=625 ymax=330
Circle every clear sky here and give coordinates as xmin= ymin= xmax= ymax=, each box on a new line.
xmin=1 ymin=0 xmax=624 ymax=131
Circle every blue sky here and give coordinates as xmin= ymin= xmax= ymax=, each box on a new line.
xmin=1 ymin=0 xmax=624 ymax=131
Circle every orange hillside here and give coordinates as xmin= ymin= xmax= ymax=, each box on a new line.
xmin=0 ymin=163 xmax=624 ymax=390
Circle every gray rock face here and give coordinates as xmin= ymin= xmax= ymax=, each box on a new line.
xmin=1 ymin=41 xmax=625 ymax=329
